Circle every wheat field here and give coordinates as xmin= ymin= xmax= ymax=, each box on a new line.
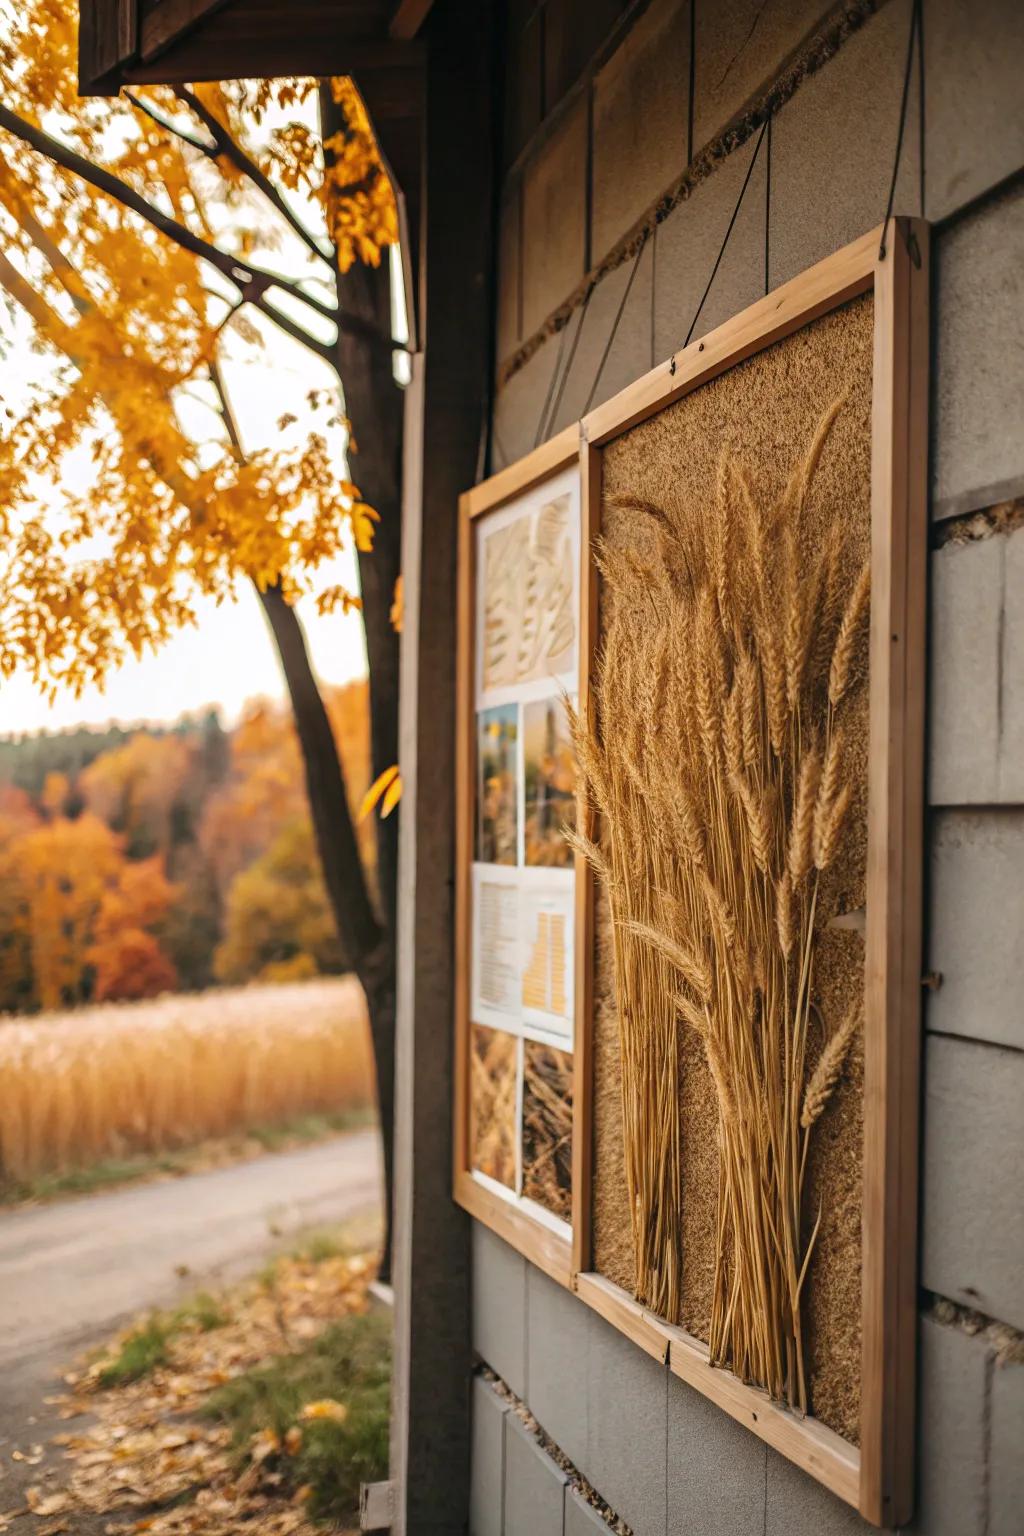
xmin=0 ymin=977 xmax=375 ymax=1185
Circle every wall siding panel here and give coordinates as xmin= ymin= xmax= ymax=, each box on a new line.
xmin=472 ymin=1 xmax=1024 ymax=1530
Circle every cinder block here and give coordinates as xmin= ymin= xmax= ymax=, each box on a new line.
xmin=492 ymin=341 xmax=561 ymax=470
xmin=909 ymin=1315 xmax=989 ymax=1536
xmin=991 ymin=1358 xmax=1024 ymax=1536
xmin=471 ymin=1375 xmax=509 ymax=1536
xmin=584 ymin=1308 xmax=667 ymax=1536
xmin=653 ymin=127 xmax=769 ymax=358
xmin=667 ymin=1370 xmax=767 ymax=1533
xmin=924 ymin=0 xmax=1024 ymax=225
xmin=921 ymin=1036 xmax=1024 ymax=1332
xmin=526 ymin=1265 xmax=590 ymax=1473
xmin=564 ymin=1488 xmax=613 ymax=1536
xmin=768 ymin=0 xmax=920 ymax=290
xmin=928 ymin=531 xmax=1024 ymax=805
xmin=692 ymin=0 xmax=833 ymax=153
xmin=550 ymin=245 xmax=655 ymax=433
xmin=932 ymin=182 xmax=1024 ymax=521
xmin=504 ymin=1412 xmax=568 ymax=1536
xmin=497 ymin=184 xmax=523 ymax=365
xmin=473 ymin=1221 xmax=528 ymax=1397
xmin=927 ymin=811 xmax=1024 ymax=1052
xmin=765 ymin=1446 xmax=869 ymax=1535
xmin=591 ymin=0 xmax=691 ymax=260
xmin=521 ymin=99 xmax=588 ymax=337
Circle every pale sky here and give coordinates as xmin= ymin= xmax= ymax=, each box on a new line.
xmin=0 ymin=83 xmax=392 ymax=737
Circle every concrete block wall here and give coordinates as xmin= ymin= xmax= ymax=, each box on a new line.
xmin=474 ymin=1 xmax=1024 ymax=1531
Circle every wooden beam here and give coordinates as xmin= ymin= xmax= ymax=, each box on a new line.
xmin=389 ymin=4 xmax=496 ymax=1533
xmin=139 ymin=0 xmax=233 ymax=62
xmin=390 ymin=0 xmax=434 ymax=38
xmin=122 ymin=32 xmax=425 ymax=84
xmin=859 ymin=216 xmax=929 ymax=1531
xmin=77 ymin=0 xmax=136 ymax=95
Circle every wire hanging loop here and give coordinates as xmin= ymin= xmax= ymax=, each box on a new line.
xmin=533 ymin=311 xmax=573 ymax=450
xmin=879 ymin=0 xmax=922 ymax=261
xmin=582 ymin=229 xmax=650 ymax=419
xmin=685 ymin=117 xmax=768 ymax=350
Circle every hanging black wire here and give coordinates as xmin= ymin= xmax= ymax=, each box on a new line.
xmin=583 ymin=230 xmax=649 ymax=417
xmin=533 ymin=311 xmax=573 ymax=450
xmin=916 ymin=0 xmax=926 ymax=217
xmin=685 ymin=117 xmax=768 ymax=349
xmin=650 ymin=218 xmax=658 ymax=370
xmin=879 ymin=0 xmax=922 ymax=260
xmin=764 ymin=109 xmax=772 ymax=296
xmin=542 ymin=283 xmax=594 ymax=441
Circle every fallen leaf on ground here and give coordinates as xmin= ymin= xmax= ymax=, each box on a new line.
xmin=36 ymin=1247 xmax=379 ymax=1535
xmin=26 ymin=1490 xmax=69 ymax=1515
xmin=300 ymin=1398 xmax=347 ymax=1423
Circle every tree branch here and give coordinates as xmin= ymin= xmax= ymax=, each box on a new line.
xmin=5 ymin=197 xmax=90 ymax=318
xmin=125 ymin=91 xmax=211 ymax=155
xmin=208 ymin=357 xmax=245 ymax=460
xmin=177 ymin=87 xmax=334 ymax=268
xmin=249 ymin=292 xmax=339 ymax=366
xmin=0 ymin=103 xmax=396 ymax=354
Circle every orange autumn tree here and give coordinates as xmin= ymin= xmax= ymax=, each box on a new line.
xmin=87 ymin=854 xmax=180 ymax=1002
xmin=5 ymin=814 xmax=178 ymax=1009
xmin=80 ymin=732 xmax=193 ymax=857
xmin=0 ymin=6 xmax=403 ymax=1269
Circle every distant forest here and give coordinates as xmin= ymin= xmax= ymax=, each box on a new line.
xmin=0 ymin=683 xmax=371 ymax=1014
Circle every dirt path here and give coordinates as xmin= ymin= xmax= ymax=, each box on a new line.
xmin=0 ymin=1132 xmax=382 ymax=1527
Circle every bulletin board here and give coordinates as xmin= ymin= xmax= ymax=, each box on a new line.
xmin=455 ymin=220 xmax=928 ymax=1528
xmin=453 ymin=427 xmax=583 ymax=1286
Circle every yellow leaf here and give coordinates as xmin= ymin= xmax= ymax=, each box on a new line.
xmin=300 ymin=1398 xmax=348 ymax=1423
xmin=358 ymin=764 xmax=399 ymax=823
xmin=380 ymin=771 xmax=402 ymax=819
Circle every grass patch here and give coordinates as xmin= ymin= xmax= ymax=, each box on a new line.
xmin=205 ymin=1309 xmax=390 ymax=1522
xmin=259 ymin=1211 xmax=383 ymax=1292
xmin=247 ymin=1108 xmax=373 ymax=1153
xmin=95 ymin=1291 xmax=228 ymax=1386
xmin=97 ymin=1317 xmax=175 ymax=1387
xmin=0 ymin=1106 xmax=375 ymax=1207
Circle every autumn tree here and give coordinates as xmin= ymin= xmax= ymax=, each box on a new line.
xmin=88 ymin=854 xmax=180 ymax=1001
xmin=215 ymin=819 xmax=343 ymax=985
xmin=0 ymin=786 xmax=41 ymax=1010
xmin=80 ymin=731 xmax=193 ymax=856
xmin=10 ymin=813 xmax=122 ymax=1010
xmin=0 ymin=7 xmax=403 ymax=1266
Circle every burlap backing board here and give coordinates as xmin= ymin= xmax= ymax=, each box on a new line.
xmin=591 ymin=294 xmax=873 ymax=1444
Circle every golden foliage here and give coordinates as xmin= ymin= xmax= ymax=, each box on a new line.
xmin=573 ymin=401 xmax=869 ymax=1410
xmin=324 ymin=78 xmax=398 ymax=271
xmin=0 ymin=3 xmax=395 ymax=696
xmin=0 ymin=977 xmax=374 ymax=1184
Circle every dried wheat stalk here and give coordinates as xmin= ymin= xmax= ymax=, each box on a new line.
xmin=571 ymin=399 xmax=867 ymax=1411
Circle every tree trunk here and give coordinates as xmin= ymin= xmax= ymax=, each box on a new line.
xmin=254 ymin=88 xmax=405 ymax=1284
xmin=257 ymin=583 xmax=396 ymax=1283
xmin=318 ymin=81 xmax=406 ymax=1281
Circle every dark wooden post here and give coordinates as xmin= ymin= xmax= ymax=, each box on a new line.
xmin=389 ymin=2 xmax=496 ymax=1532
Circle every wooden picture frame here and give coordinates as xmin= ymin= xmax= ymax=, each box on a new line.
xmin=455 ymin=220 xmax=927 ymax=1527
xmin=573 ymin=219 xmax=928 ymax=1528
xmin=453 ymin=425 xmax=583 ymax=1289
